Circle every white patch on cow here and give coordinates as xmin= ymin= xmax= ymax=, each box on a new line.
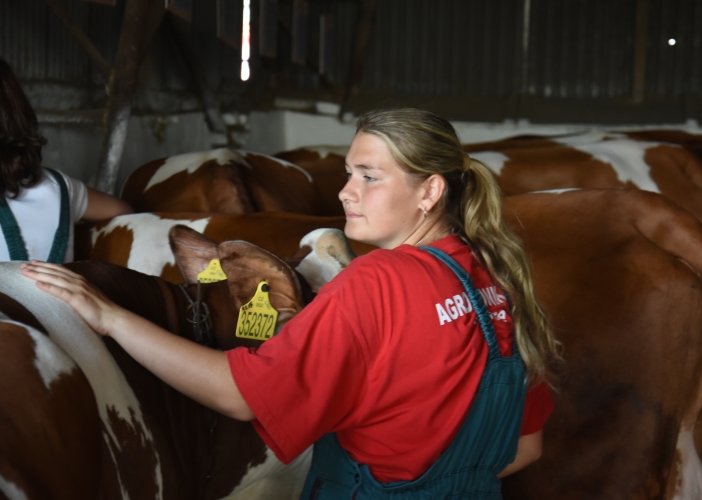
xmin=91 ymin=213 xmax=209 ymax=277
xmin=0 ymin=262 xmax=164 ymax=499
xmin=295 ymin=228 xmax=345 ymax=292
xmin=552 ymin=135 xmax=666 ymax=193
xmin=673 ymin=428 xmax=702 ymax=500
xmin=0 ymin=474 xmax=28 ymax=500
xmin=469 ymin=151 xmax=511 ymax=175
xmin=529 ymin=188 xmax=583 ymax=195
xmin=241 ymin=150 xmax=314 ymax=183
xmin=551 ymin=130 xmax=626 ymax=145
xmin=299 ymin=145 xmax=349 ymax=159
xmin=0 ymin=313 xmax=76 ymax=389
xmin=223 ymin=446 xmax=312 ymax=500
xmin=144 ymin=149 xmax=247 ymax=191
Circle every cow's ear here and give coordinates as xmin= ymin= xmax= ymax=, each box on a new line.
xmin=169 ymin=225 xmax=219 ymax=284
xmin=295 ymin=228 xmax=356 ymax=292
xmin=218 ymin=241 xmax=305 ymax=325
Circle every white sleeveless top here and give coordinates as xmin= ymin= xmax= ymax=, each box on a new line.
xmin=0 ymin=168 xmax=88 ymax=263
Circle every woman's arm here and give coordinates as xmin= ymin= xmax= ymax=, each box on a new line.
xmin=20 ymin=261 xmax=254 ymax=421
xmin=497 ymin=430 xmax=543 ymax=478
xmin=81 ymin=187 xmax=133 ymax=221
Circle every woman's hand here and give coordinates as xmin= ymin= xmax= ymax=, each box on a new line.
xmin=20 ymin=261 xmax=125 ymax=337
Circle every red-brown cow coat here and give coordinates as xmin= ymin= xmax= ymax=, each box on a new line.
xmin=0 ymin=244 xmax=314 ymax=500
xmin=75 ymin=211 xmax=375 ymax=284
xmin=120 ymin=149 xmax=326 ymax=216
xmin=501 ymin=189 xmax=702 ymax=499
xmin=463 ymin=131 xmax=702 ymax=222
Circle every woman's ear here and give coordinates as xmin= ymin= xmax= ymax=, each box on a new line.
xmin=421 ymin=174 xmax=447 ymax=212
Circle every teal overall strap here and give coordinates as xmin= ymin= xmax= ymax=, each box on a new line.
xmin=420 ymin=245 xmax=501 ymax=358
xmin=0 ymin=195 xmax=29 ymax=261
xmin=44 ymin=168 xmax=70 ymax=264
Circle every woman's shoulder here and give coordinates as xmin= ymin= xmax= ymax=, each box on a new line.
xmin=321 ymin=247 xmax=415 ymax=292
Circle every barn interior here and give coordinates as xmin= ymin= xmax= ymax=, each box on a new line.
xmin=4 ymin=2 xmax=702 ymax=499
xmin=3 ymin=0 xmax=700 ymax=194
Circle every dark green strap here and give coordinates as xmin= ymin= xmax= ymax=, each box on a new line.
xmin=45 ymin=168 xmax=70 ymax=264
xmin=0 ymin=169 xmax=70 ymax=263
xmin=0 ymin=194 xmax=29 ymax=261
xmin=420 ymin=245 xmax=502 ymax=359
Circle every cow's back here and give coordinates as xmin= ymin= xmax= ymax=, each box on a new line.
xmin=121 ymin=150 xmax=255 ymax=215
xmin=76 ymin=212 xmax=375 ymax=283
xmin=274 ymin=147 xmax=348 ymax=216
xmin=0 ymin=262 xmax=170 ymax=500
xmin=464 ymin=132 xmax=702 ymax=223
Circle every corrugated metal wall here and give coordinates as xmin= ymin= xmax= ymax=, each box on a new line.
xmin=647 ymin=0 xmax=702 ymax=96
xmin=1 ymin=0 xmax=700 ymax=114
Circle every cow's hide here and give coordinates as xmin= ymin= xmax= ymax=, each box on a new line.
xmin=464 ymin=130 xmax=702 ymax=222
xmin=501 ymin=188 xmax=702 ymax=500
xmin=74 ymin=211 xmax=375 ymax=284
xmin=0 ymin=233 xmax=335 ymax=500
xmin=120 ymin=149 xmax=327 ymax=216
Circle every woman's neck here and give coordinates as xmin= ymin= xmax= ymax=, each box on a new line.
xmin=402 ymin=216 xmax=451 ymax=248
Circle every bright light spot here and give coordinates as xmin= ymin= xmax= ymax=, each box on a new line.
xmin=668 ymin=38 xmax=676 ymax=46
xmin=241 ymin=0 xmax=251 ymax=81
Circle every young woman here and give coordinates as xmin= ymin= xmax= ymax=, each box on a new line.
xmin=22 ymin=108 xmax=561 ymax=499
xmin=0 ymin=58 xmax=132 ymax=263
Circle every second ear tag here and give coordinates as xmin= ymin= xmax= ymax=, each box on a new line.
xmin=197 ymin=259 xmax=228 ymax=283
xmin=235 ymin=280 xmax=279 ymax=341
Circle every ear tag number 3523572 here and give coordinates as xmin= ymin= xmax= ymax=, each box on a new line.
xmin=235 ymin=280 xmax=278 ymax=341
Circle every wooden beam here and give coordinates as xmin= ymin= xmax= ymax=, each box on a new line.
xmin=338 ymin=0 xmax=377 ymax=119
xmin=632 ymin=0 xmax=648 ymax=103
xmin=44 ymin=0 xmax=113 ymax=84
xmin=91 ymin=0 xmax=153 ymax=194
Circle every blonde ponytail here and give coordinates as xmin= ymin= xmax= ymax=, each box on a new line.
xmin=356 ymin=108 xmax=562 ymax=386
xmin=461 ymin=158 xmax=560 ymax=386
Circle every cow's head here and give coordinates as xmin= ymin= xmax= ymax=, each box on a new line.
xmin=168 ymin=225 xmax=356 ymax=342
xmin=294 ymin=228 xmax=356 ymax=293
xmin=169 ymin=225 xmax=303 ymax=327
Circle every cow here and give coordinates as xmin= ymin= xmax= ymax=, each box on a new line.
xmin=623 ymin=130 xmax=702 ymax=161
xmin=5 ymin=186 xmax=702 ymax=498
xmin=462 ymin=131 xmax=702 ymax=223
xmin=274 ymin=146 xmax=349 ymax=217
xmin=273 ymin=132 xmax=702 ymax=223
xmin=120 ymin=149 xmax=326 ymax=216
xmin=74 ymin=211 xmax=375 ymax=284
xmin=498 ymin=188 xmax=702 ymax=500
xmin=0 ymin=225 xmax=355 ymax=499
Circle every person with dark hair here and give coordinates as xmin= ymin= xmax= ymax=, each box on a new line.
xmin=23 ymin=108 xmax=561 ymax=499
xmin=0 ymin=58 xmax=132 ymax=263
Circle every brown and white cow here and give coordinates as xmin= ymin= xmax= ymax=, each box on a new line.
xmin=274 ymin=146 xmax=349 ymax=217
xmin=120 ymin=149 xmax=326 ymax=216
xmin=499 ymin=188 xmax=702 ymax=499
xmin=0 ymin=228 xmax=348 ymax=499
xmin=269 ymin=133 xmax=702 ymax=223
xmin=74 ymin=211 xmax=375 ymax=284
xmin=463 ymin=131 xmax=702 ymax=222
xmin=12 ymin=185 xmax=702 ymax=498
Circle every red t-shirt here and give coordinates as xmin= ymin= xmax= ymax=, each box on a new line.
xmin=227 ymin=235 xmax=554 ymax=482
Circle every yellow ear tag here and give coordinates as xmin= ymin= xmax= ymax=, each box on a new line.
xmin=197 ymin=259 xmax=228 ymax=284
xmin=235 ymin=280 xmax=279 ymax=341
